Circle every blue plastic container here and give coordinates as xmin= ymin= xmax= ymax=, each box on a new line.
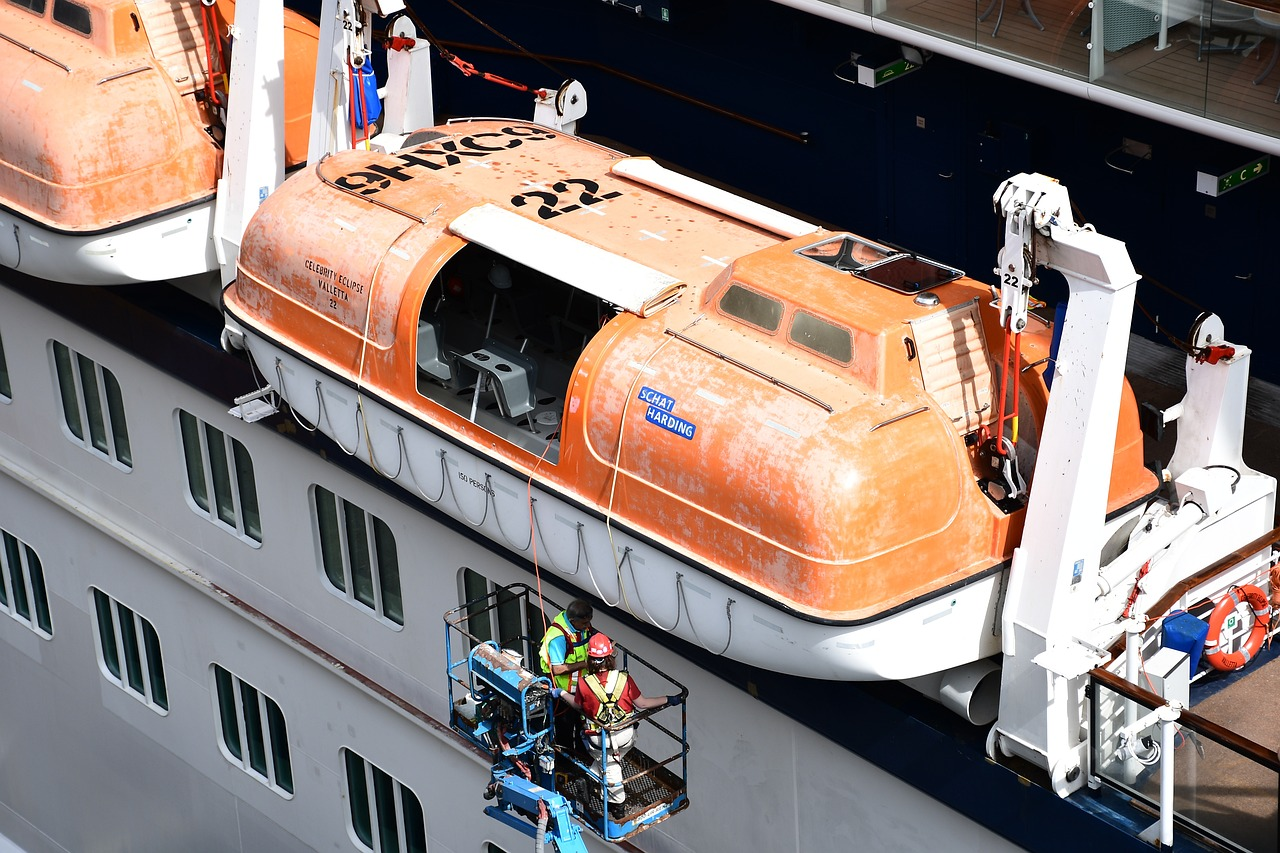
xmin=1162 ymin=610 xmax=1209 ymax=670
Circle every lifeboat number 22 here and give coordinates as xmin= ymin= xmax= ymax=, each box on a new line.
xmin=511 ymin=179 xmax=621 ymax=219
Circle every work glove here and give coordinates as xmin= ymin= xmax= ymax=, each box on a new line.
xmin=667 ymin=694 xmax=683 ymax=707
xmin=551 ymin=687 xmax=563 ymax=700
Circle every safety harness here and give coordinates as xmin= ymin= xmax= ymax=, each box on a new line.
xmin=582 ymin=671 xmax=631 ymax=732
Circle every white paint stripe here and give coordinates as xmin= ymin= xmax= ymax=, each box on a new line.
xmin=695 ymin=389 xmax=728 ymax=405
xmin=764 ymin=419 xmax=801 ymax=438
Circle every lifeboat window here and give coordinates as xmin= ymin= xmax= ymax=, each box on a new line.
xmin=789 ymin=310 xmax=853 ymax=365
xmin=718 ymin=282 xmax=783 ymax=333
xmin=52 ymin=0 xmax=89 ymax=34
xmin=7 ymin=0 xmax=46 ymax=15
xmin=796 ymin=234 xmax=895 ymax=272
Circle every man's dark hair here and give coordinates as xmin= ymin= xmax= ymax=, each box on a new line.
xmin=566 ymin=599 xmax=593 ymax=622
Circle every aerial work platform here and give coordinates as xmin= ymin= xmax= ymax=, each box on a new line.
xmin=444 ymin=585 xmax=689 ymax=850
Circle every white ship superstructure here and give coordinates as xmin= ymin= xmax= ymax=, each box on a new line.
xmin=0 ymin=278 xmax=1020 ymax=852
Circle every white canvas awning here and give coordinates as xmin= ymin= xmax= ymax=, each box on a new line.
xmin=447 ymin=204 xmax=685 ymax=318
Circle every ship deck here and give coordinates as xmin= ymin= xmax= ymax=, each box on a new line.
xmin=1123 ymin=338 xmax=1280 ymax=853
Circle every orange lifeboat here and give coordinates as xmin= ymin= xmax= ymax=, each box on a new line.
xmin=222 ymin=120 xmax=1157 ymax=679
xmin=0 ymin=0 xmax=317 ymax=284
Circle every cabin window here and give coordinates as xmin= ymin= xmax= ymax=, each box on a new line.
xmin=717 ymin=283 xmax=784 ymax=333
xmin=314 ymin=485 xmax=403 ymax=627
xmin=0 ymin=328 xmax=10 ymax=401
xmin=177 ymin=410 xmax=262 ymax=545
xmin=795 ymin=234 xmax=895 ymax=272
xmin=0 ymin=530 xmax=52 ymax=638
xmin=7 ymin=0 xmax=46 ymax=15
xmin=789 ymin=310 xmax=853 ymax=365
xmin=213 ymin=664 xmax=294 ymax=797
xmin=342 ymin=749 xmax=428 ymax=853
xmin=52 ymin=0 xmax=90 ymax=35
xmin=459 ymin=568 xmax=535 ymax=651
xmin=90 ymin=587 xmax=168 ymax=713
xmin=51 ymin=340 xmax=132 ymax=470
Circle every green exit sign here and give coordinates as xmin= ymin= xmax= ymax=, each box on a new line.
xmin=857 ymin=57 xmax=921 ymax=87
xmin=1196 ymin=155 xmax=1269 ymax=197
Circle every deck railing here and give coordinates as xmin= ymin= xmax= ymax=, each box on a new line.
xmin=1090 ymin=666 xmax=1280 ymax=852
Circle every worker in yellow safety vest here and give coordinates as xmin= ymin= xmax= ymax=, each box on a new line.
xmin=539 ymin=599 xmax=593 ymax=750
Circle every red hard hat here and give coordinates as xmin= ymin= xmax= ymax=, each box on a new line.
xmin=587 ymin=633 xmax=614 ymax=658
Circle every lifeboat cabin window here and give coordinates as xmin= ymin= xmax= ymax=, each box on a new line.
xmin=8 ymin=0 xmax=46 ymax=14
xmin=796 ymin=234 xmax=895 ymax=272
xmin=795 ymin=234 xmax=963 ymax=294
xmin=414 ymin=245 xmax=610 ymax=464
xmin=717 ymin=283 xmax=784 ymax=333
xmin=52 ymin=0 xmax=90 ymax=34
xmin=789 ymin=310 xmax=853 ymax=365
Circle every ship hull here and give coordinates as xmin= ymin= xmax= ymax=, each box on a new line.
xmin=0 ymin=275 xmax=1040 ymax=852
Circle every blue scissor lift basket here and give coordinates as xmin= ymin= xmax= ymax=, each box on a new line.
xmin=445 ymin=585 xmax=689 ymax=851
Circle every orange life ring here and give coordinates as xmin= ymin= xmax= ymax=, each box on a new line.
xmin=1203 ymin=584 xmax=1270 ymax=672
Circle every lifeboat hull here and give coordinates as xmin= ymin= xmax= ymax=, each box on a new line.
xmin=0 ymin=201 xmax=216 ymax=286
xmin=224 ymin=314 xmax=1006 ymax=680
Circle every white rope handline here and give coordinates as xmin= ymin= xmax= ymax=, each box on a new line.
xmin=528 ymin=501 xmax=587 ymax=576
xmin=315 ymin=384 xmax=361 ymax=456
xmin=581 ymin=542 xmax=621 ymax=607
xmin=604 ymin=319 xmax=693 ymax=616
xmin=400 ymin=434 xmax=447 ymax=503
xmin=351 ymin=223 xmax=416 ymax=476
xmin=492 ymin=483 xmax=535 ymax=551
xmin=273 ymin=359 xmax=320 ymax=433
xmin=678 ymin=572 xmax=735 ymax=655
xmin=618 ymin=546 xmax=680 ymax=632
xmin=365 ymin=421 xmax=406 ymax=479
xmin=442 ymin=463 xmax=492 ymax=528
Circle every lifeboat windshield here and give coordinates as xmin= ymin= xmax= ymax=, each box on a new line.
xmin=796 ymin=234 xmax=964 ymax=294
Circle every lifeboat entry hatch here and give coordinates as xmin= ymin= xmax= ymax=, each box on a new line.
xmin=445 ymin=585 xmax=690 ymax=851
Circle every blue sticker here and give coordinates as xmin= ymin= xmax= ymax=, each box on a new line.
xmin=645 ymin=405 xmax=697 ymax=440
xmin=638 ymin=386 xmax=676 ymax=412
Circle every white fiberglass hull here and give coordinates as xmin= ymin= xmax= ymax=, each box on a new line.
xmin=0 ymin=201 xmax=217 ymax=286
